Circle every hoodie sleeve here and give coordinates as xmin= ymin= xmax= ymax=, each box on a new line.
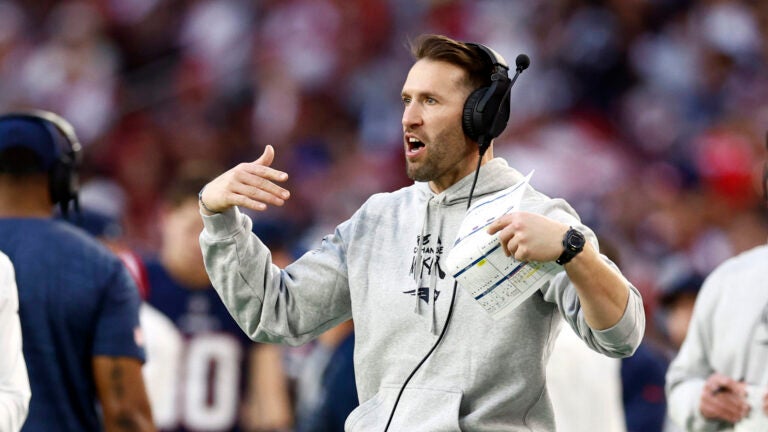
xmin=535 ymin=199 xmax=645 ymax=359
xmin=542 ymin=251 xmax=645 ymax=358
xmin=199 ymin=207 xmax=353 ymax=346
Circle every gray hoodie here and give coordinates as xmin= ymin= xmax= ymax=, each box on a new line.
xmin=200 ymin=158 xmax=645 ymax=431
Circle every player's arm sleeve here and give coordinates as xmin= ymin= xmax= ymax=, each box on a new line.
xmin=665 ymin=274 xmax=722 ymax=432
xmin=92 ymin=262 xmax=146 ymax=360
xmin=0 ymin=255 xmax=31 ymax=432
xmin=200 ymin=207 xmax=352 ymax=346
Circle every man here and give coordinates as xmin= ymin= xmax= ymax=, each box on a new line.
xmin=0 ymin=110 xmax=155 ymax=431
xmin=665 ymin=139 xmax=768 ymax=431
xmin=199 ymin=34 xmax=645 ymax=430
xmin=54 ymin=183 xmax=185 ymax=432
xmin=0 ymin=251 xmax=30 ymax=431
xmin=145 ymin=164 xmax=292 ymax=432
xmin=665 ymin=250 xmax=768 ymax=430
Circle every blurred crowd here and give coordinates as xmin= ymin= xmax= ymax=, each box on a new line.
xmin=1 ymin=0 xmax=767 ymax=430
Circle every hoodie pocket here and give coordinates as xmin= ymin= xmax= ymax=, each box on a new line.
xmin=345 ymin=384 xmax=463 ymax=431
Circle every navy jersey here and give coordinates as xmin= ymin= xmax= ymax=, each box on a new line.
xmin=145 ymin=258 xmax=254 ymax=432
xmin=0 ymin=218 xmax=145 ymax=432
xmin=621 ymin=342 xmax=669 ymax=432
xmin=296 ymin=332 xmax=358 ymax=432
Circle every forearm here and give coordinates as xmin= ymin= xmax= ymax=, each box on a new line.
xmin=243 ymin=345 xmax=294 ymax=430
xmin=94 ymin=357 xmax=155 ymax=432
xmin=564 ymin=243 xmax=630 ymax=330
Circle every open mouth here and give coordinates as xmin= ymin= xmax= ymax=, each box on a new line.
xmin=407 ymin=136 xmax=425 ymax=155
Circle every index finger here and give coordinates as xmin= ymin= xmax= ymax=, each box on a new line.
xmin=242 ymin=162 xmax=289 ymax=183
xmin=487 ymin=215 xmax=511 ymax=235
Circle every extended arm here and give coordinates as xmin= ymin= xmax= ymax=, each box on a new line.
xmin=93 ymin=356 xmax=155 ymax=432
xmin=199 ymin=144 xmax=353 ymax=346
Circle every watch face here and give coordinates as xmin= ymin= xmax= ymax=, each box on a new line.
xmin=567 ymin=230 xmax=585 ymax=249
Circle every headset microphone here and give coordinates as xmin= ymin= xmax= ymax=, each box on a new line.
xmin=515 ymin=54 xmax=530 ymax=73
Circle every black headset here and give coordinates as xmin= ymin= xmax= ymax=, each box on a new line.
xmin=461 ymin=43 xmax=513 ymax=155
xmin=0 ymin=110 xmax=82 ymax=216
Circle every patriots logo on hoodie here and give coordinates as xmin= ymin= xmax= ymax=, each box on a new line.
xmin=403 ymin=287 xmax=441 ymax=304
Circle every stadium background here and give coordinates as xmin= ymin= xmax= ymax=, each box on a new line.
xmin=1 ymin=0 xmax=767 ymax=409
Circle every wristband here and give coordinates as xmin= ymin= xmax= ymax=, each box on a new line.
xmin=198 ymin=186 xmax=218 ymax=214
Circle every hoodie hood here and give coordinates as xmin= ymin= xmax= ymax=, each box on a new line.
xmin=413 ymin=158 xmax=525 ymax=207
xmin=410 ymin=158 xmax=525 ymax=333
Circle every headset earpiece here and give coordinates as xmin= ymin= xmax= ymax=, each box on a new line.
xmin=49 ymin=154 xmax=79 ymax=214
xmin=461 ymin=43 xmax=512 ymax=154
xmin=462 ymin=90 xmax=485 ymax=142
xmin=0 ymin=110 xmax=81 ymax=216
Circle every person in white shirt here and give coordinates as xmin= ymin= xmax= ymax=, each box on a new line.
xmin=0 ymin=251 xmax=30 ymax=431
xmin=547 ymin=325 xmax=626 ymax=432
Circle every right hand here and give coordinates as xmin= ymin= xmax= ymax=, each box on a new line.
xmin=700 ymin=373 xmax=749 ymax=424
xmin=199 ymin=145 xmax=290 ymax=214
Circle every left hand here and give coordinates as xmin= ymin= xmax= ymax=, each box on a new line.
xmin=487 ymin=212 xmax=569 ymax=262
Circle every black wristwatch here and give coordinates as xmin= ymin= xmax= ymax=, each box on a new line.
xmin=556 ymin=227 xmax=585 ymax=265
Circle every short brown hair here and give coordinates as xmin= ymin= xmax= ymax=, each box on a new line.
xmin=409 ymin=34 xmax=491 ymax=91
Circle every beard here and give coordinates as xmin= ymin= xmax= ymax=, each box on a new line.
xmin=405 ymin=127 xmax=472 ymax=183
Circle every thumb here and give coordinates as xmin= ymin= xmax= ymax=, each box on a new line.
xmin=255 ymin=145 xmax=275 ymax=167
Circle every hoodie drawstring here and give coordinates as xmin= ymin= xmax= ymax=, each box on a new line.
xmin=414 ymin=193 xmax=445 ymax=335
xmin=413 ymin=195 xmax=432 ymax=316
xmin=429 ymin=195 xmax=446 ymax=334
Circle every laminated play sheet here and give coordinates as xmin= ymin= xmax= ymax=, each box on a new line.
xmin=446 ymin=171 xmax=561 ymax=319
